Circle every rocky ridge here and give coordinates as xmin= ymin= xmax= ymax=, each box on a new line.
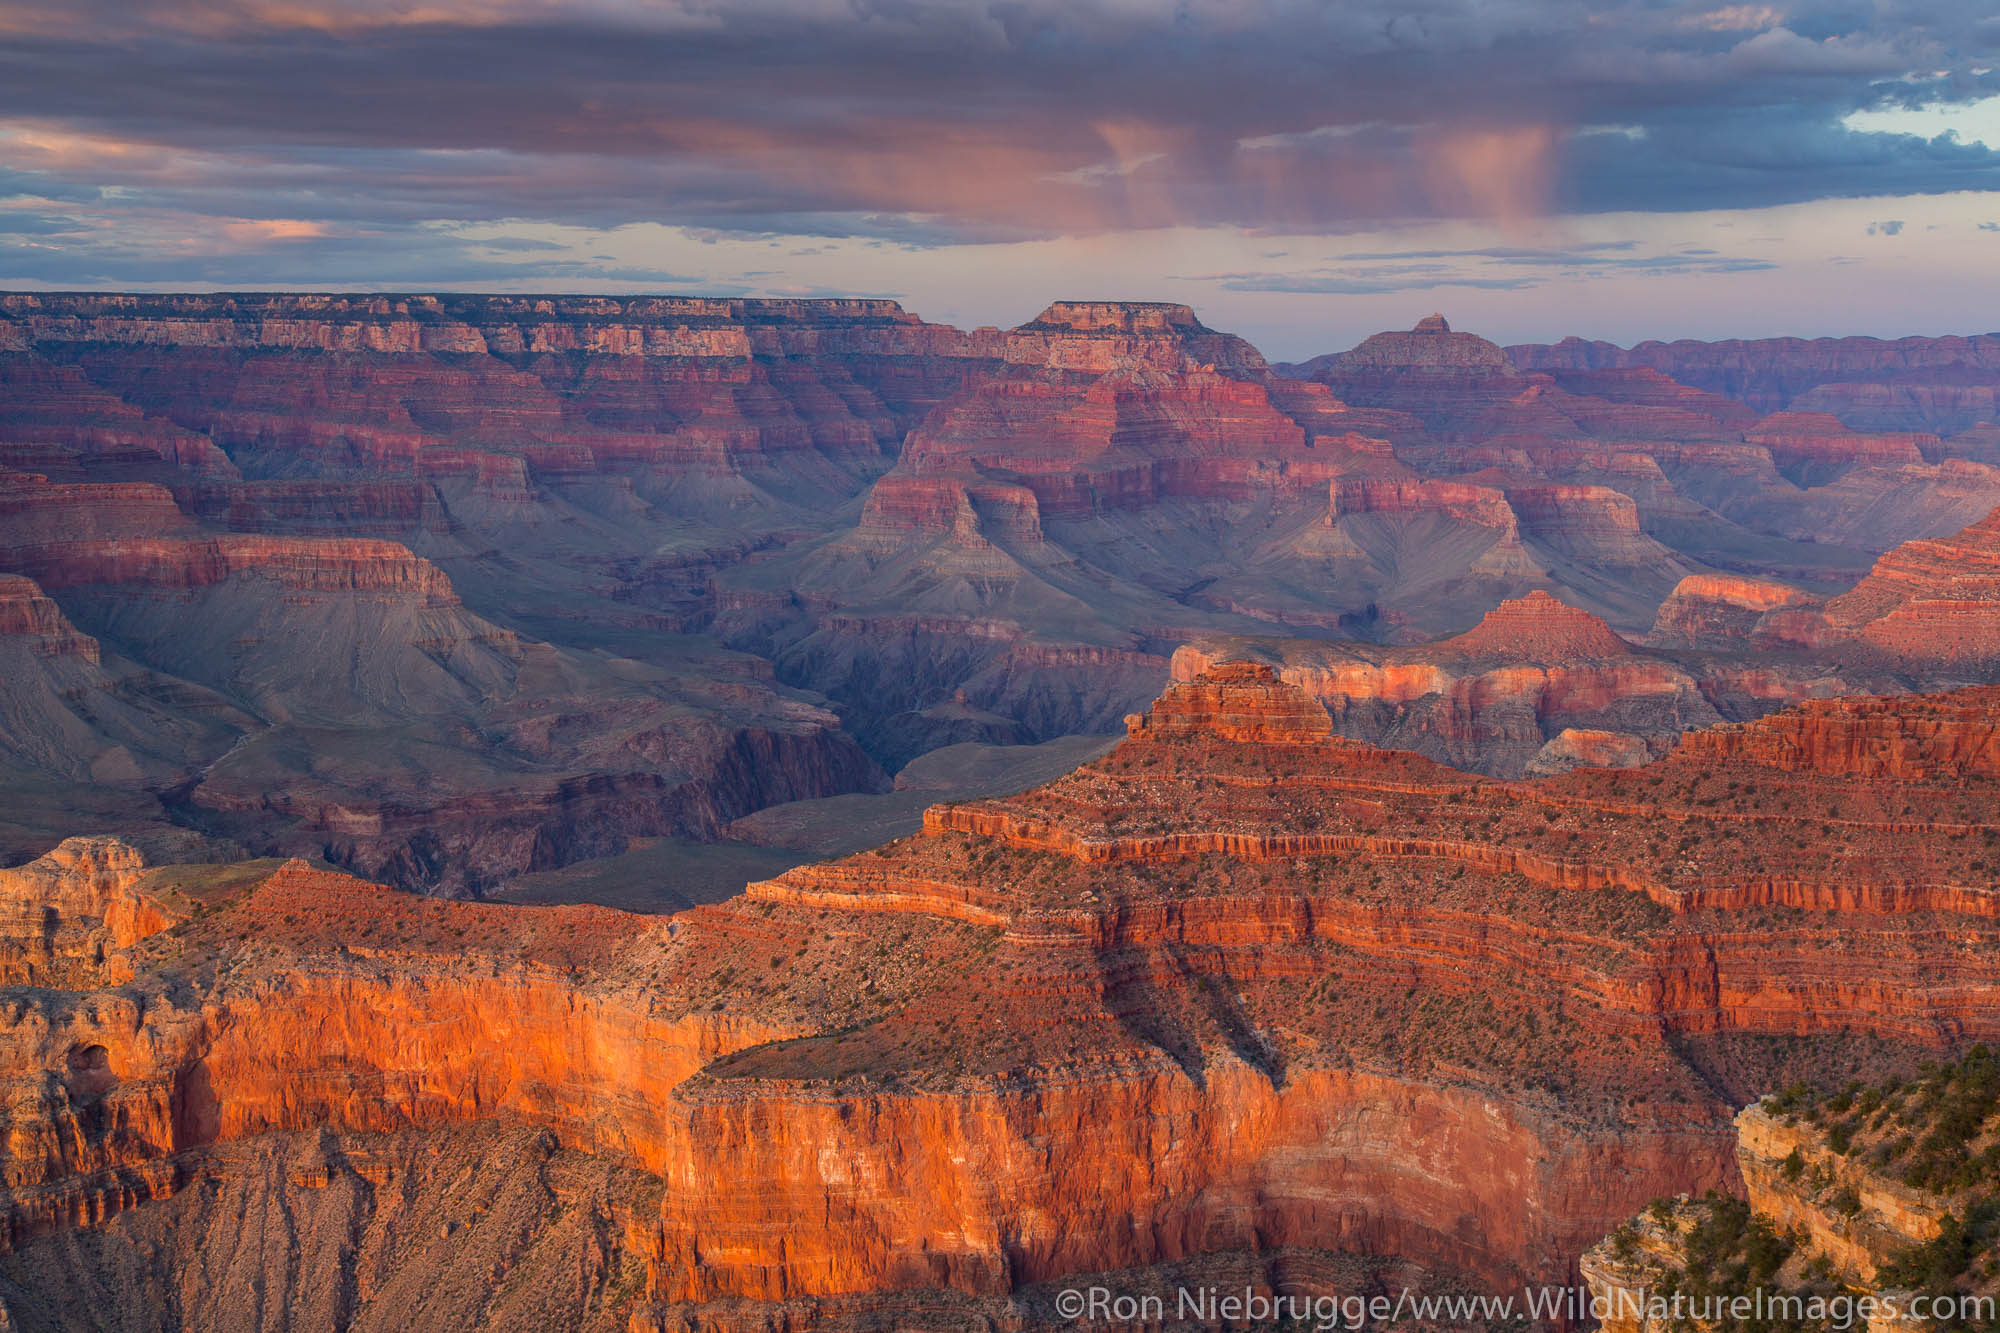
xmin=1510 ymin=330 xmax=2000 ymax=434
xmin=4 ymin=671 xmax=2000 ymax=1325
xmin=1648 ymin=504 xmax=2000 ymax=675
xmin=1583 ymin=1045 xmax=2000 ymax=1333
xmin=10 ymin=295 xmax=2000 ymax=897
xmin=1174 ymin=592 xmax=1749 ymax=776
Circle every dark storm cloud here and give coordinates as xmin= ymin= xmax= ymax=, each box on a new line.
xmin=0 ymin=0 xmax=1997 ymax=273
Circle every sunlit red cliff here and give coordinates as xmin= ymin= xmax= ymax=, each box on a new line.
xmin=6 ymin=668 xmax=2000 ymax=1325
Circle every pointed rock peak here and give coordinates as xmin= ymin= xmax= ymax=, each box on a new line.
xmin=1022 ymin=301 xmax=1205 ymax=335
xmin=1413 ymin=313 xmax=1451 ymax=333
xmin=1442 ymin=590 xmax=1632 ymax=661
xmin=1125 ymin=660 xmax=1334 ymax=745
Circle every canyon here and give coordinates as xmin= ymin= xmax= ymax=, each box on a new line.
xmin=5 ymin=291 xmax=2000 ymax=1325
xmin=4 ymin=667 xmax=2000 ymax=1326
xmin=5 ymin=295 xmax=2000 ymax=891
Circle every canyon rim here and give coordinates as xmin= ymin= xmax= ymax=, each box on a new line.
xmin=8 ymin=0 xmax=2000 ymax=1329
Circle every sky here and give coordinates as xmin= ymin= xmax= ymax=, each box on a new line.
xmin=1 ymin=0 xmax=1998 ymax=360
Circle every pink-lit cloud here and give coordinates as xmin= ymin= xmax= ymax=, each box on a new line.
xmin=0 ymin=0 xmax=1993 ymax=349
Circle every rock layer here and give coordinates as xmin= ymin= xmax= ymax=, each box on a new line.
xmin=1174 ymin=593 xmax=1743 ymax=776
xmin=5 ymin=672 xmax=2000 ymax=1326
xmin=1510 ymin=330 xmax=2000 ymax=434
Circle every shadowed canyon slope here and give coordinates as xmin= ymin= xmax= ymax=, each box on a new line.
xmin=5 ymin=669 xmax=2000 ymax=1326
xmin=5 ymin=294 xmax=2000 ymax=893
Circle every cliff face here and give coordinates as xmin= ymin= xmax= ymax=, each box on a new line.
xmin=713 ymin=305 xmax=1929 ymax=758
xmin=1819 ymin=508 xmax=2000 ymax=664
xmin=1583 ymin=1046 xmax=2000 ymax=1333
xmin=0 ymin=569 xmax=250 ymax=790
xmin=1672 ymin=688 xmax=2000 ymax=780
xmin=0 ymin=838 xmax=177 ymax=988
xmin=6 ymin=671 xmax=2000 ymax=1326
xmin=0 ymin=470 xmax=885 ymax=893
xmin=1730 ymin=1104 xmax=1947 ymax=1283
xmin=1648 ymin=574 xmax=1817 ymax=651
xmin=11 ymin=294 xmax=2000 ymax=890
xmin=0 ymin=1124 xmax=655 ymax=1333
xmin=1509 ymin=330 xmax=2000 ymax=434
xmin=1647 ymin=504 xmax=2000 ymax=676
xmin=886 ymin=300 xmax=1355 ymax=515
xmin=1122 ymin=659 xmax=1334 ymax=743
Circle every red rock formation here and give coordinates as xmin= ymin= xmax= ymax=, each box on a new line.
xmin=3 ymin=294 xmax=1007 ymax=515
xmin=1442 ymin=589 xmax=1633 ymax=660
xmin=1643 ymin=505 xmax=2000 ymax=675
xmin=0 ymin=356 xmax=237 ymax=477
xmin=1525 ymin=727 xmax=1652 ymax=776
xmin=1817 ymin=508 xmax=2000 ymax=665
xmin=892 ymin=367 xmax=1352 ymax=518
xmin=1744 ymin=411 xmax=1935 ymax=479
xmin=1675 ymin=689 xmax=2000 ymax=779
xmin=11 ymin=673 xmax=2000 ymax=1326
xmin=1498 ymin=484 xmax=1654 ymax=559
xmin=1647 ymin=574 xmax=1818 ymax=650
xmin=1123 ymin=660 xmax=1333 ymax=743
xmin=1324 ymin=313 xmax=1516 ymax=372
xmin=1171 ymin=594 xmax=1722 ymax=777
xmin=1004 ymin=300 xmax=1271 ymax=375
xmin=172 ymin=478 xmax=453 ymax=535
xmin=0 ymin=837 xmax=180 ymax=987
xmin=1328 ymin=477 xmax=1517 ymax=530
xmin=1529 ymin=366 xmax=1760 ymax=433
xmin=0 ymin=472 xmax=189 ymax=550
xmin=0 ymin=573 xmax=97 ymax=661
xmin=15 ymin=534 xmax=460 ymax=600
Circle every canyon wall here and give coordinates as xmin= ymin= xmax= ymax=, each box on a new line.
xmin=1581 ymin=1050 xmax=2000 ymax=1333
xmin=9 ymin=295 xmax=2000 ymax=895
xmin=5 ymin=672 xmax=2000 ymax=1325
xmin=1510 ymin=331 xmax=2000 ymax=434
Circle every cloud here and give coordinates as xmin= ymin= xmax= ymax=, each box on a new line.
xmin=0 ymin=211 xmax=84 ymax=235
xmin=1680 ymin=6 xmax=1785 ymax=34
xmin=1726 ymin=27 xmax=1905 ymax=77
xmin=1183 ymin=240 xmax=1779 ymax=295
xmin=1868 ymin=219 xmax=1906 ymax=234
xmin=0 ymin=0 xmax=1995 ymax=281
xmin=1207 ymin=273 xmax=1539 ymax=294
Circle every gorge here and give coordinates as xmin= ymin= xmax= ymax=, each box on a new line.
xmin=5 ymin=292 xmax=2000 ymax=1328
